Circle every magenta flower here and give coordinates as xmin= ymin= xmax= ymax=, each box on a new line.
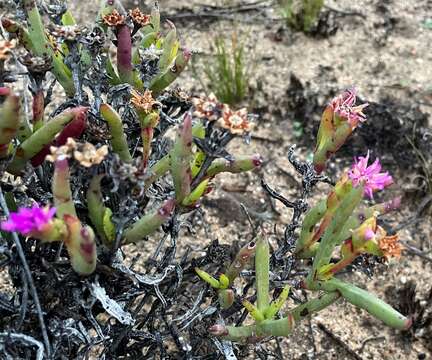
xmin=329 ymin=87 xmax=368 ymax=127
xmin=348 ymin=152 xmax=393 ymax=198
xmin=1 ymin=204 xmax=56 ymax=235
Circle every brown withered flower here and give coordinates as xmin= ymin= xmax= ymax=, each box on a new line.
xmin=217 ymin=106 xmax=252 ymax=135
xmin=129 ymin=8 xmax=151 ymax=27
xmin=46 ymin=138 xmax=77 ymax=162
xmin=81 ymin=26 xmax=106 ymax=50
xmin=46 ymin=139 xmax=108 ymax=167
xmin=172 ymin=88 xmax=190 ymax=102
xmin=50 ymin=25 xmax=82 ymax=42
xmin=74 ymin=143 xmax=108 ymax=167
xmin=378 ymin=233 xmax=403 ymax=260
xmin=103 ymin=9 xmax=126 ymax=27
xmin=108 ymin=156 xmax=147 ymax=197
xmin=130 ymin=89 xmax=160 ymax=114
xmin=19 ymin=53 xmax=52 ymax=75
xmin=0 ymin=40 xmax=15 ymax=61
xmin=192 ymin=94 xmax=221 ymax=121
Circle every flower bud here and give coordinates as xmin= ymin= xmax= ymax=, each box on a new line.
xmin=313 ymin=88 xmax=368 ymax=173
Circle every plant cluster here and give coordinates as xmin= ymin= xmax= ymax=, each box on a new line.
xmin=0 ymin=0 xmax=411 ymax=358
xmin=196 ymin=88 xmax=409 ymax=342
xmin=0 ymin=0 xmax=260 ymax=275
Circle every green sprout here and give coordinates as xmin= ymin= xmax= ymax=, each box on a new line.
xmin=194 ymin=32 xmax=250 ymax=106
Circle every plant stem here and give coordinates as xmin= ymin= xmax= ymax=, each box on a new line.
xmin=32 ymin=89 xmax=44 ymax=131
xmin=23 ymin=0 xmax=75 ymax=96
xmin=215 ymin=315 xmax=295 ymax=342
xmin=116 ymin=25 xmax=133 ymax=85
xmin=315 ymin=278 xmax=411 ymax=330
xmin=123 ymin=199 xmax=175 ymax=243
xmin=289 ymin=291 xmax=341 ymax=322
xmin=52 ymin=158 xmax=77 ymax=218
xmin=0 ymin=94 xmax=20 ymax=158
xmin=7 ymin=107 xmax=85 ymax=174
xmin=255 ymin=231 xmax=269 ymax=313
xmin=87 ymin=174 xmax=110 ymax=246
xmin=100 ymin=104 xmax=132 ymax=162
xmin=307 ymin=184 xmax=363 ymax=287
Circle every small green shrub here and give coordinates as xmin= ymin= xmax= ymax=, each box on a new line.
xmin=279 ymin=0 xmax=324 ymax=33
xmin=194 ymin=32 xmax=249 ymax=106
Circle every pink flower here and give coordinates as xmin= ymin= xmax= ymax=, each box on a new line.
xmin=329 ymin=87 xmax=368 ymax=127
xmin=1 ymin=205 xmax=56 ymax=235
xmin=348 ymin=152 xmax=393 ymax=199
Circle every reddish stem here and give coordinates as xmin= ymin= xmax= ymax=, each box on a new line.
xmin=32 ymin=89 xmax=44 ymax=130
xmin=141 ymin=127 xmax=154 ymax=170
xmin=30 ymin=107 xmax=88 ymax=166
xmin=55 ymin=106 xmax=87 ymax=146
xmin=329 ymin=240 xmax=358 ymax=275
xmin=116 ymin=25 xmax=133 ymax=84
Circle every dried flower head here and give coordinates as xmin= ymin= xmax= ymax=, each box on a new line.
xmin=217 ymin=107 xmax=252 ymax=135
xmin=192 ymin=94 xmax=221 ymax=121
xmin=46 ymin=138 xmax=77 ymax=162
xmin=108 ymin=156 xmax=147 ymax=196
xmin=81 ymin=26 xmax=106 ymax=49
xmin=103 ymin=9 xmax=126 ymax=27
xmin=130 ymin=89 xmax=160 ymax=114
xmin=19 ymin=53 xmax=52 ymax=75
xmin=377 ymin=231 xmax=403 ymax=259
xmin=0 ymin=40 xmax=15 ymax=61
xmin=172 ymin=88 xmax=190 ymax=102
xmin=348 ymin=151 xmax=393 ymax=199
xmin=329 ymin=87 xmax=369 ymax=127
xmin=47 ymin=139 xmax=107 ymax=167
xmin=1 ymin=204 xmax=56 ymax=235
xmin=129 ymin=8 xmax=151 ymax=27
xmin=50 ymin=25 xmax=82 ymax=42
xmin=73 ymin=143 xmax=108 ymax=167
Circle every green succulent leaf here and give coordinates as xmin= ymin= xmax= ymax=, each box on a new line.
xmin=103 ymin=208 xmax=116 ymax=243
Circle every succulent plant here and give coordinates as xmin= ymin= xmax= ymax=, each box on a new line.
xmin=0 ymin=1 xmax=412 ymax=358
xmin=197 ymin=89 xmax=410 ymax=343
xmin=0 ymin=2 xmax=260 ymax=275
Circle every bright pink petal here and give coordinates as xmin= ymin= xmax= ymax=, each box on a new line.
xmin=348 ymin=152 xmax=393 ymax=199
xmin=0 ymin=204 xmax=56 ymax=236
